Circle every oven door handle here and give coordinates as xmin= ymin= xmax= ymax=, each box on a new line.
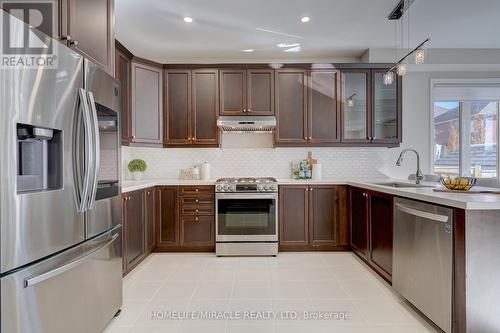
xmin=216 ymin=193 xmax=277 ymax=200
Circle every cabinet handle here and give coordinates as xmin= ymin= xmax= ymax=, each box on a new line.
xmin=247 ymin=108 xmax=251 ymax=112
xmin=195 ymin=209 xmax=199 ymax=213
xmin=195 ymin=199 xmax=199 ymax=203
xmin=195 ymin=188 xmax=199 ymax=192
xmin=310 ymin=188 xmax=314 ymax=191
xmin=308 ymin=137 xmax=312 ymax=140
xmin=305 ymin=188 xmax=309 ymax=191
xmin=195 ymin=216 xmax=199 ymax=221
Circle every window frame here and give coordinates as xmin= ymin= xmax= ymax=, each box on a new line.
xmin=430 ymin=78 xmax=500 ymax=180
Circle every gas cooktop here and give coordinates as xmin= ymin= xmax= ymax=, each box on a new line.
xmin=215 ymin=177 xmax=277 ymax=192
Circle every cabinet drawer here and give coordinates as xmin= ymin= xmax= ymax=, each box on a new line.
xmin=179 ymin=195 xmax=214 ymax=206
xmin=180 ymin=205 xmax=214 ymax=216
xmin=180 ymin=215 xmax=214 ymax=246
xmin=179 ymin=186 xmax=214 ymax=196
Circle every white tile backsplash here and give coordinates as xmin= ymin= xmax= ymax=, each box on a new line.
xmin=122 ymin=146 xmax=394 ymax=180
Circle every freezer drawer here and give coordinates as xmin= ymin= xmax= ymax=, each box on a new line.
xmin=1 ymin=226 xmax=122 ymax=333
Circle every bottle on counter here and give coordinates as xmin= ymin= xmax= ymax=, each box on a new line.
xmin=200 ymin=162 xmax=211 ymax=180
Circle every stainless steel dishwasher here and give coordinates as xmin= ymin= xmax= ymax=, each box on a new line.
xmin=393 ymin=197 xmax=453 ymax=333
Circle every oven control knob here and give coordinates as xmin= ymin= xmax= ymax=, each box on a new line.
xmin=223 ymin=185 xmax=230 ymax=191
xmin=264 ymin=185 xmax=270 ymax=191
xmin=216 ymin=185 xmax=223 ymax=192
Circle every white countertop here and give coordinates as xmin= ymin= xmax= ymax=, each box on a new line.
xmin=121 ymin=178 xmax=500 ymax=210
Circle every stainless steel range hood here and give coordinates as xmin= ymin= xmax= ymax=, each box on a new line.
xmin=217 ymin=116 xmax=276 ymax=133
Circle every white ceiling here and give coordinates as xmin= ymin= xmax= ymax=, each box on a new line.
xmin=115 ymin=0 xmax=500 ymax=63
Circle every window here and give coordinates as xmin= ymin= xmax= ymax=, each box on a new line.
xmin=431 ymin=80 xmax=500 ymax=178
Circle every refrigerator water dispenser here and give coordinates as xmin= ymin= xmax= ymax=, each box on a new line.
xmin=17 ymin=123 xmax=62 ymax=193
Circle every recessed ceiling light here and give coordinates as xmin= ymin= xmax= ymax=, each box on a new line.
xmin=300 ymin=16 xmax=310 ymax=23
xmin=241 ymin=49 xmax=255 ymax=53
xmin=276 ymin=42 xmax=300 ymax=48
xmin=183 ymin=17 xmax=193 ymax=23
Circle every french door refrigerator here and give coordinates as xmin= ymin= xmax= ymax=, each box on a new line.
xmin=0 ymin=10 xmax=122 ymax=333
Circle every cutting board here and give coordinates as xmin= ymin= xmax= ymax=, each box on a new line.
xmin=433 ymin=188 xmax=500 ymax=195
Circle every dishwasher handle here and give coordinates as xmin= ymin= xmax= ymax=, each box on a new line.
xmin=395 ymin=203 xmax=449 ymax=223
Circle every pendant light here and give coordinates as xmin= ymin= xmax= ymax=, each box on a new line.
xmin=397 ymin=63 xmax=407 ymax=76
xmin=415 ymin=49 xmax=425 ymax=64
xmin=383 ymin=71 xmax=395 ymax=85
xmin=384 ymin=0 xmax=430 ymax=84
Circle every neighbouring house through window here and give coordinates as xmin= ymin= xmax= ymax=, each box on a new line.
xmin=432 ymin=80 xmax=500 ymax=178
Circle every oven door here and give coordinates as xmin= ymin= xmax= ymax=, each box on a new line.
xmin=216 ymin=193 xmax=278 ymax=242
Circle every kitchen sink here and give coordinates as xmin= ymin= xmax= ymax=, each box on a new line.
xmin=373 ymin=182 xmax=435 ymax=188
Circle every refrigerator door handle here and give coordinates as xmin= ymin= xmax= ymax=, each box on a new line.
xmin=24 ymin=233 xmax=119 ymax=288
xmin=77 ymin=88 xmax=94 ymax=212
xmin=86 ymin=91 xmax=101 ymax=210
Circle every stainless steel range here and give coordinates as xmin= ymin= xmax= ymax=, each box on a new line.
xmin=215 ymin=177 xmax=278 ymax=256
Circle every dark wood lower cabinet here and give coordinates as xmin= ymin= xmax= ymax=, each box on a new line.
xmin=180 ymin=215 xmax=214 ymax=247
xmin=368 ymin=192 xmax=393 ymax=281
xmin=279 ymin=185 xmax=349 ymax=251
xmin=145 ymin=187 xmax=156 ymax=253
xmin=350 ymin=187 xmax=369 ymax=259
xmin=156 ymin=186 xmax=179 ymax=247
xmin=122 ymin=189 xmax=145 ymax=275
xmin=155 ymin=186 xmax=215 ymax=251
xmin=350 ymin=187 xmax=393 ymax=282
xmin=309 ymin=186 xmax=339 ymax=247
xmin=279 ymin=186 xmax=309 ymax=247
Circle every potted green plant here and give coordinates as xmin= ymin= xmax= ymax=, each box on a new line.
xmin=128 ymin=159 xmax=147 ymax=180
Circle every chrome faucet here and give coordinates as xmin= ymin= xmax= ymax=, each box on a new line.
xmin=396 ymin=149 xmax=424 ymax=184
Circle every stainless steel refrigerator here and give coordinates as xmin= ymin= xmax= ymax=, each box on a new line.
xmin=0 ymin=10 xmax=122 ymax=333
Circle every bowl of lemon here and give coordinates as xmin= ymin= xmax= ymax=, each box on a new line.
xmin=440 ymin=176 xmax=477 ymax=191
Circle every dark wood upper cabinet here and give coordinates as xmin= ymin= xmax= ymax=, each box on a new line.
xmin=279 ymin=186 xmax=309 ymax=247
xmin=369 ymin=192 xmax=393 ymax=281
xmin=145 ymin=187 xmax=156 ymax=254
xmin=131 ymin=61 xmax=163 ymax=144
xmin=341 ymin=69 xmax=402 ymax=145
xmin=341 ymin=70 xmax=371 ymax=143
xmin=371 ymin=70 xmax=402 ymax=144
xmin=165 ymin=69 xmax=219 ymax=147
xmin=219 ymin=69 xmax=274 ymax=116
xmin=309 ymin=186 xmax=338 ymax=246
xmin=165 ymin=70 xmax=191 ymax=145
xmin=246 ymin=69 xmax=274 ymax=115
xmin=123 ymin=190 xmax=145 ymax=273
xmin=219 ymin=70 xmax=246 ymax=115
xmin=275 ymin=69 xmax=308 ymax=144
xmin=156 ymin=186 xmax=179 ymax=247
xmin=308 ymin=70 xmax=341 ymax=144
xmin=350 ymin=187 xmax=369 ymax=259
xmin=192 ymin=69 xmax=219 ymax=145
xmin=61 ymin=0 xmax=114 ymax=74
xmin=115 ymin=44 xmax=131 ymax=145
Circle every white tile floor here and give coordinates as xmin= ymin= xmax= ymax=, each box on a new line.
xmin=104 ymin=252 xmax=440 ymax=333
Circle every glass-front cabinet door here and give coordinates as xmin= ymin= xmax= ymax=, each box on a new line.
xmin=342 ymin=70 xmax=370 ymax=142
xmin=371 ymin=70 xmax=400 ymax=143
